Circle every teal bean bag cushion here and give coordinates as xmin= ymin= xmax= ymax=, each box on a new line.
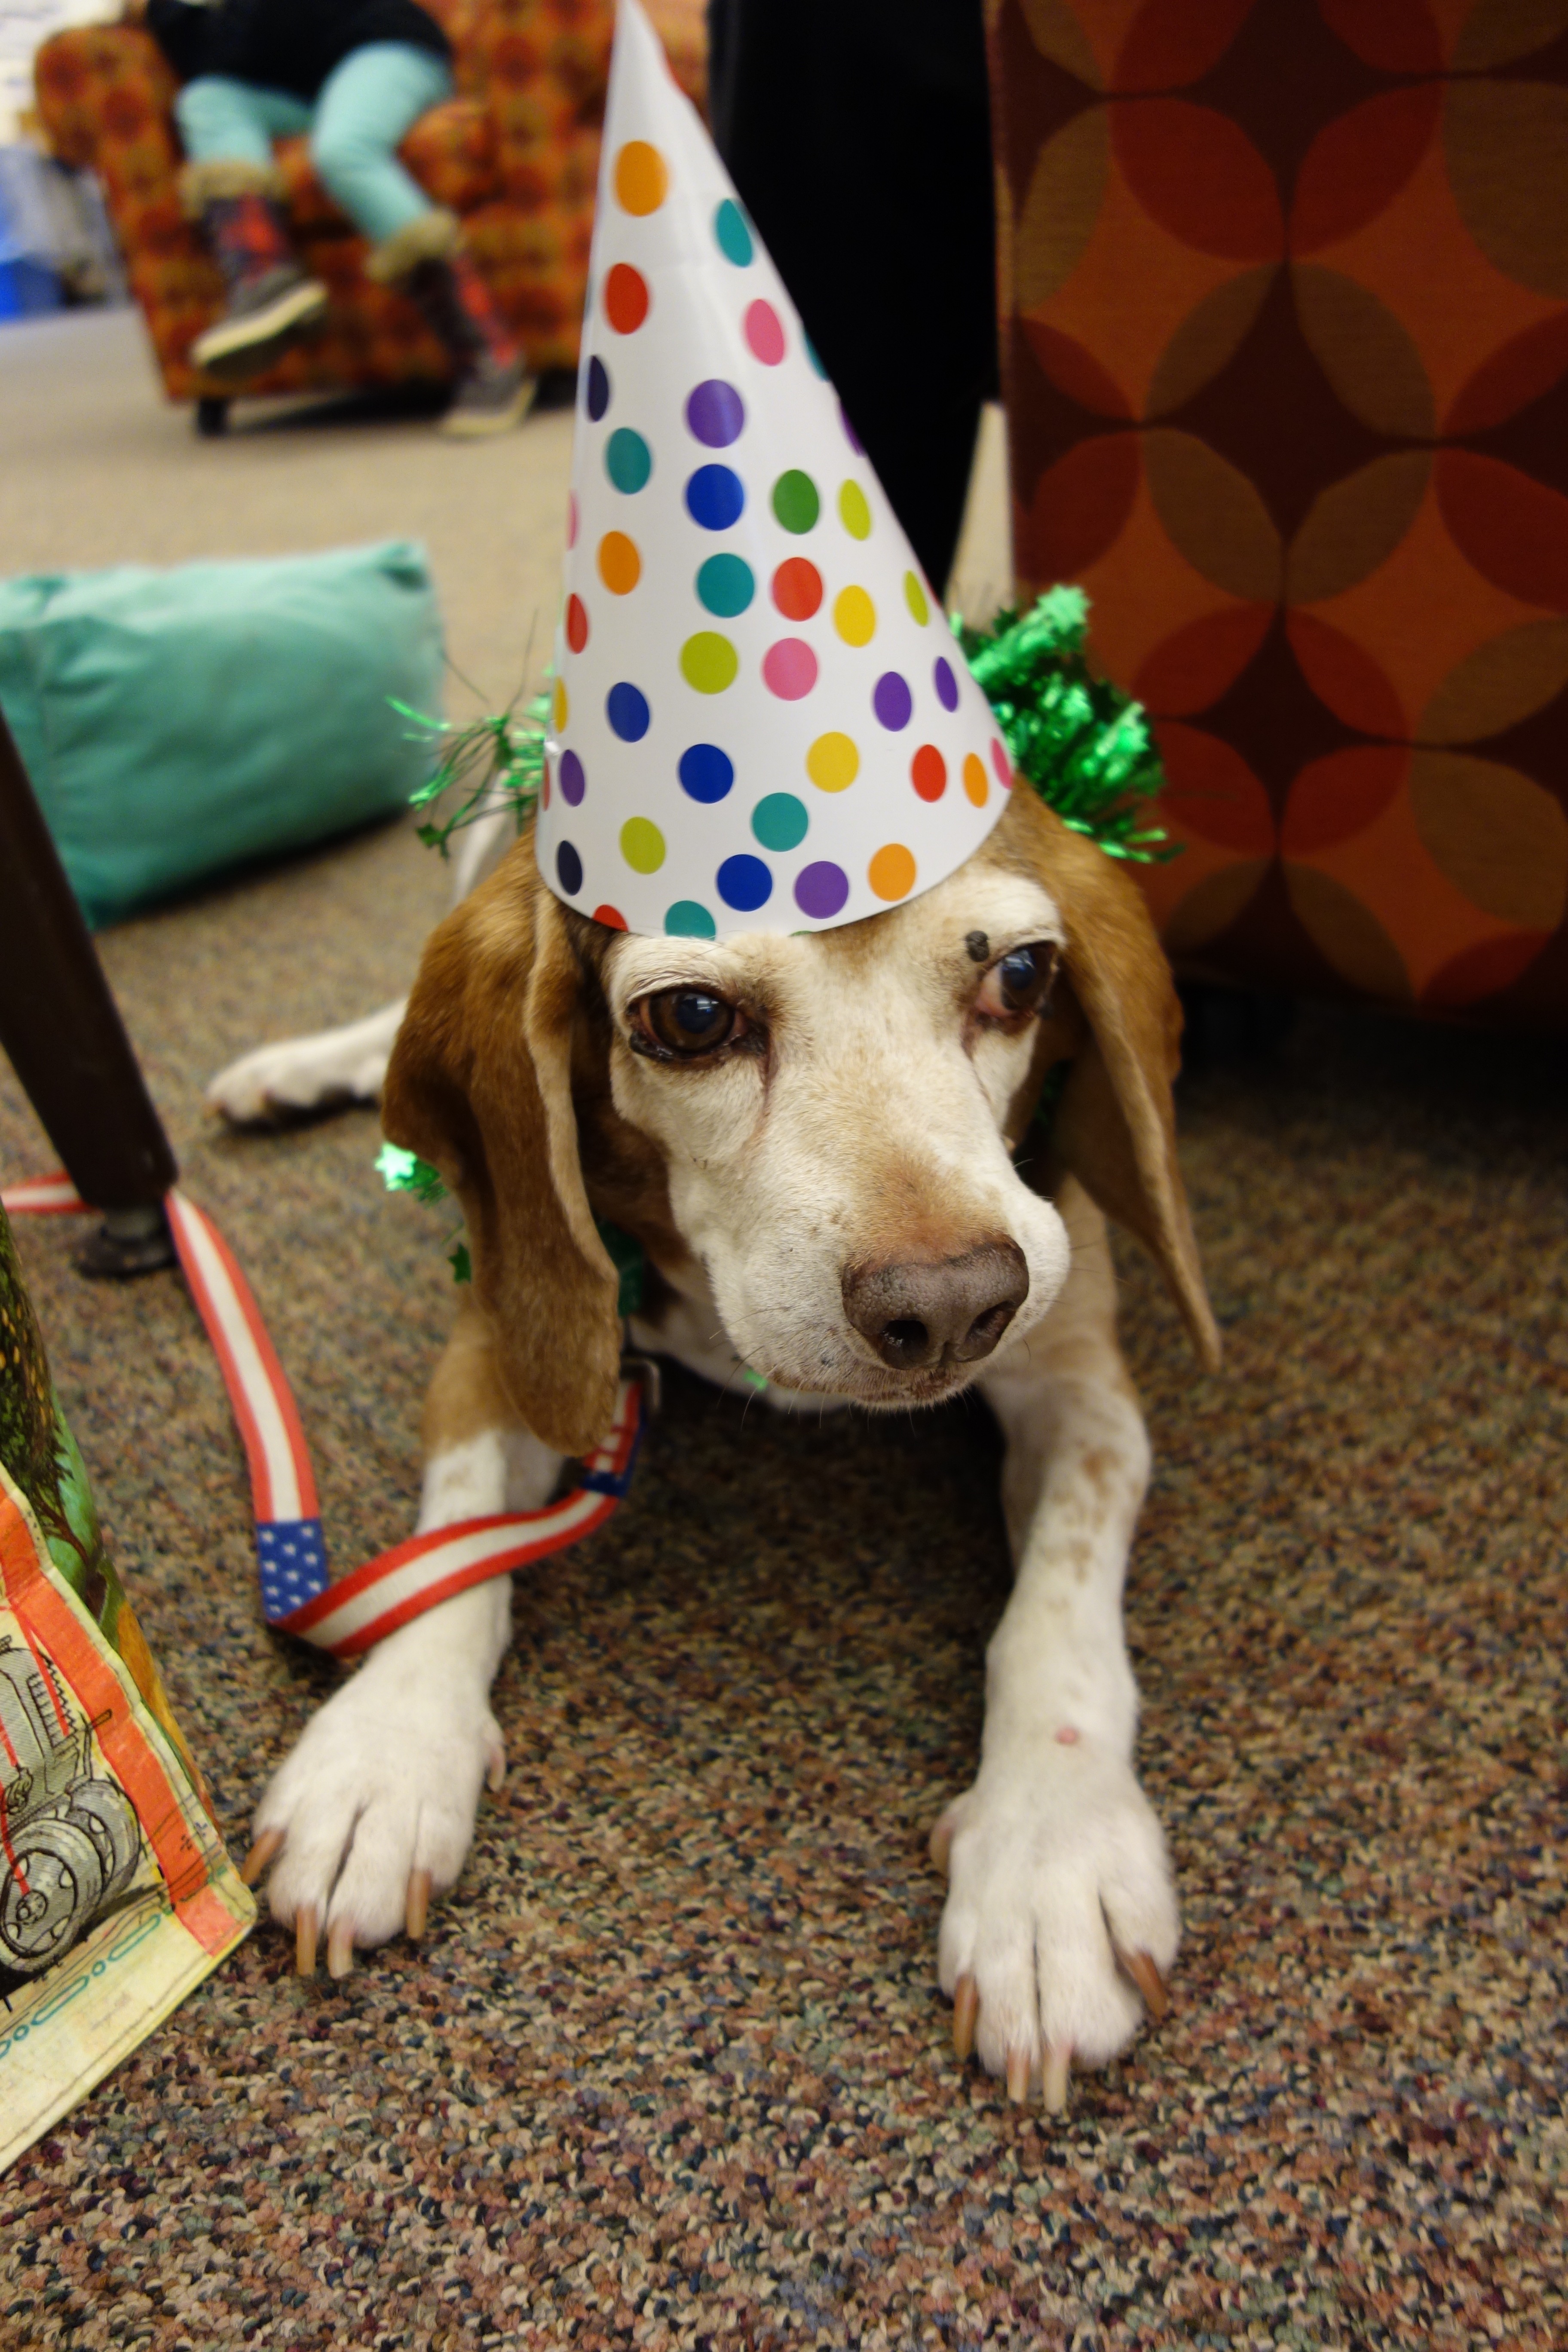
xmin=0 ymin=542 xmax=444 ymax=927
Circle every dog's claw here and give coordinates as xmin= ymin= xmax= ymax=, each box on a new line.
xmin=1005 ymin=2046 xmax=1032 ymax=2105
xmin=240 ymin=1828 xmax=284 ymax=1888
xmin=952 ymin=1972 xmax=979 ymax=2061
xmin=1118 ymin=1945 xmax=1170 ymax=2023
xmin=295 ymin=1908 xmax=318 ymax=1978
xmin=1042 ymin=2042 xmax=1071 ymax=2114
xmin=485 ymin=1741 xmax=506 ymax=1795
xmin=406 ymin=1868 xmax=432 ymax=1942
xmin=929 ymin=1810 xmax=956 ymax=1877
xmin=326 ymin=1918 xmax=355 ymax=1980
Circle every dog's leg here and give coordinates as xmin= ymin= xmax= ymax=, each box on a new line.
xmin=208 ymin=792 xmax=520 ymax=1125
xmin=243 ymin=1295 xmax=561 ymax=1975
xmin=206 ymin=997 xmax=409 ymax=1124
xmin=940 ymin=1176 xmax=1178 ymax=2106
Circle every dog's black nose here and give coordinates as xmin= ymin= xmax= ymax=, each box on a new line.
xmin=842 ymin=1241 xmax=1030 ymax=1372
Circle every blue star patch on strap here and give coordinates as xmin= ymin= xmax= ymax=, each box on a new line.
xmin=256 ymin=1516 xmax=331 ymax=1625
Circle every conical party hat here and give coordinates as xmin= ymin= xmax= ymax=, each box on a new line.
xmin=539 ymin=0 xmax=1014 ymax=938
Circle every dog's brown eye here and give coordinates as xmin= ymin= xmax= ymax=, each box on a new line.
xmin=640 ymin=987 xmax=740 ymax=1057
xmin=978 ymin=942 xmax=1059 ymax=1022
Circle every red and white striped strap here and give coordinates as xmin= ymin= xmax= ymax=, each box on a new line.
xmin=1 ymin=1172 xmax=88 ymax=1215
xmin=164 ymin=1191 xmax=320 ymax=1527
xmin=2 ymin=1175 xmax=643 ymax=1660
xmin=274 ymin=1378 xmax=642 ymax=1658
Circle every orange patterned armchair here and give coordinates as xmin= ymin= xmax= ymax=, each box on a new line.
xmin=34 ymin=0 xmax=705 ymax=428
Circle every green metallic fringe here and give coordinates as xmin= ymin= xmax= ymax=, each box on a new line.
xmin=377 ymin=1143 xmax=471 ymax=1281
xmin=375 ymin=1142 xmax=447 ymax=1203
xmin=392 ymin=688 xmax=550 ymax=859
xmin=954 ymin=587 xmax=1170 ymax=864
xmin=379 ymin=1143 xmax=640 ymax=1308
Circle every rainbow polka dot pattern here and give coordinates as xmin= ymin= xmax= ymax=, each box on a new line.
xmin=538 ymin=0 xmax=1014 ymax=939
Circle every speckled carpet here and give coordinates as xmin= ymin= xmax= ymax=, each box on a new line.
xmin=1 ymin=809 xmax=1564 ymax=2350
xmin=1 ymin=312 xmax=1565 ymax=2352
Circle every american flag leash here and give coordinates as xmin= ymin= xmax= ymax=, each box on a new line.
xmin=1 ymin=1172 xmax=87 ymax=1214
xmin=2 ymin=1175 xmax=644 ymax=1661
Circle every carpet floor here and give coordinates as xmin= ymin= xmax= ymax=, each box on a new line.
xmin=0 ymin=313 xmax=1565 ymax=2352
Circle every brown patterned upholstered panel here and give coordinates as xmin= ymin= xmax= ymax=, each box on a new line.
xmin=34 ymin=0 xmax=706 ymax=401
xmin=988 ymin=0 xmax=1568 ymax=1028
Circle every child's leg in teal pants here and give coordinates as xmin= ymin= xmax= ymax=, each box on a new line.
xmin=175 ymin=76 xmax=313 ymax=168
xmin=177 ymin=46 xmax=527 ymax=427
xmin=307 ymin=43 xmax=453 ymax=248
xmin=177 ymin=78 xmax=325 ymax=379
xmin=177 ymin=45 xmax=452 ymax=248
xmin=304 ymin=45 xmax=527 ymax=431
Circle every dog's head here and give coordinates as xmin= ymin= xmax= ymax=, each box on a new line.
xmin=383 ymin=786 xmax=1219 ymax=1455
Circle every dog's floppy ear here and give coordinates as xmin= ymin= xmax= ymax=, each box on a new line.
xmin=381 ymin=831 xmax=623 ymax=1456
xmin=1006 ymin=789 xmax=1221 ymax=1370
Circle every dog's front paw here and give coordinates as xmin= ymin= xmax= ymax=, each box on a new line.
xmin=242 ymin=1654 xmax=505 ymax=1979
xmin=931 ymin=1743 xmax=1178 ymax=2109
xmin=206 ymin=1007 xmax=401 ymax=1125
xmin=208 ymin=1042 xmax=352 ymax=1125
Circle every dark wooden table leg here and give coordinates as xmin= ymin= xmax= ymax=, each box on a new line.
xmin=0 ymin=706 xmax=178 ymax=1274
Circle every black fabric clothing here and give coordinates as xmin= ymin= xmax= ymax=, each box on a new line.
xmin=707 ymin=0 xmax=997 ymax=596
xmin=145 ymin=0 xmax=217 ymax=84
xmin=147 ymin=0 xmax=450 ymax=100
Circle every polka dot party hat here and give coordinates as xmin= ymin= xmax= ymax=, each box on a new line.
xmin=539 ymin=0 xmax=1014 ymax=938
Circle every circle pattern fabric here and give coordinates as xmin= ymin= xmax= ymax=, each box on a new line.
xmin=992 ymin=0 xmax=1568 ymax=1024
xmin=538 ymin=0 xmax=1014 ymax=939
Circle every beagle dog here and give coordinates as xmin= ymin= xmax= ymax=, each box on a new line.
xmin=237 ymin=783 xmax=1219 ymax=2107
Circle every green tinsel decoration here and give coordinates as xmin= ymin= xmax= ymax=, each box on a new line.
xmin=392 ymin=688 xmax=550 ymax=858
xmin=379 ymin=1143 xmax=641 ymax=1308
xmin=955 ymin=587 xmax=1171 ymax=864
xmin=376 ymin=1142 xmax=447 ymax=1203
xmin=378 ymin=1142 xmax=471 ymax=1282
